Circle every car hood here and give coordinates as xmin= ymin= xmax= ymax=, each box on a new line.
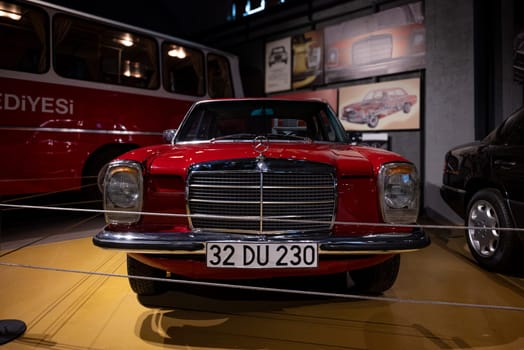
xmin=447 ymin=140 xmax=484 ymax=157
xmin=120 ymin=142 xmax=408 ymax=179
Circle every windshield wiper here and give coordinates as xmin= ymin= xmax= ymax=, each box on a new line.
xmin=266 ymin=133 xmax=312 ymax=142
xmin=211 ymin=133 xmax=257 ymax=141
xmin=212 ymin=133 xmax=313 ymax=142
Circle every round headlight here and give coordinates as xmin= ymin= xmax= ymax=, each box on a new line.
xmin=384 ymin=172 xmax=416 ymax=209
xmin=379 ymin=163 xmax=420 ymax=224
xmin=327 ymin=48 xmax=338 ymax=65
xmin=107 ymin=170 xmax=140 ymax=208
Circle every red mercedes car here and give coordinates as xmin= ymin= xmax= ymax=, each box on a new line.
xmin=93 ymin=99 xmax=429 ymax=296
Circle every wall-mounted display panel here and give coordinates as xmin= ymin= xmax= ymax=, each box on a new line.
xmin=324 ymin=2 xmax=425 ymax=83
xmin=292 ymin=30 xmax=323 ymax=89
xmin=265 ymin=37 xmax=292 ymax=93
xmin=338 ymin=77 xmax=421 ymax=131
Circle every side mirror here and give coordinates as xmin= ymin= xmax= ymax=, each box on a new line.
xmin=162 ymin=129 xmax=177 ymax=144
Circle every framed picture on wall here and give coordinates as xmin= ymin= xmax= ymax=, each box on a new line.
xmin=338 ymin=77 xmax=421 ymax=131
xmin=323 ymin=2 xmax=425 ymax=83
xmin=265 ymin=37 xmax=292 ymax=93
xmin=292 ymin=30 xmax=324 ymax=89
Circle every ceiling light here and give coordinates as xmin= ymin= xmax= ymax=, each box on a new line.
xmin=168 ymin=46 xmax=187 ymax=59
xmin=0 ymin=2 xmax=21 ymax=21
xmin=114 ymin=34 xmax=134 ymax=47
xmin=122 ymin=60 xmax=142 ymax=78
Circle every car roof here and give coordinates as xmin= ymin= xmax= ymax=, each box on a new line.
xmin=193 ymin=98 xmax=329 ymax=106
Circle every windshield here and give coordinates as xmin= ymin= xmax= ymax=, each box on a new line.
xmin=363 ymin=90 xmax=384 ymax=101
xmin=175 ymin=99 xmax=348 ymax=143
xmin=487 ymin=107 xmax=524 ymax=145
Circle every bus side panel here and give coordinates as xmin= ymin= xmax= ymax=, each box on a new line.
xmin=0 ymin=77 xmax=192 ymax=195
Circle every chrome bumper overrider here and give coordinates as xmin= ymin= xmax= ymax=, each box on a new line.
xmin=93 ymin=228 xmax=430 ymax=255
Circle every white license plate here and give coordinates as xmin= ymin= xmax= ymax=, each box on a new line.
xmin=206 ymin=242 xmax=318 ymax=268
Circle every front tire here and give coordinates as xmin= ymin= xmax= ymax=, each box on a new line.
xmin=466 ymin=189 xmax=521 ymax=271
xmin=350 ymin=255 xmax=400 ymax=294
xmin=127 ymin=256 xmax=166 ymax=296
xmin=367 ymin=114 xmax=379 ymax=128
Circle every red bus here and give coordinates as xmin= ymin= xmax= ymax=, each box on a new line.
xmin=0 ymin=0 xmax=244 ymax=197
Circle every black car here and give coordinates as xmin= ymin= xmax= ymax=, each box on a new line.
xmin=441 ymin=107 xmax=524 ymax=271
xmin=268 ymin=46 xmax=288 ymax=66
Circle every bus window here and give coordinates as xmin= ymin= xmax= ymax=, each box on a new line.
xmin=207 ymin=53 xmax=234 ymax=98
xmin=0 ymin=0 xmax=243 ymax=197
xmin=53 ymin=14 xmax=159 ymax=89
xmin=0 ymin=0 xmax=48 ymax=73
xmin=163 ymin=42 xmax=204 ymax=96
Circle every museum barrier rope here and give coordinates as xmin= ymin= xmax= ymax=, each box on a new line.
xmin=1 ymin=201 xmax=523 ymax=314
xmin=2 ymin=202 xmax=524 ymax=233
xmin=0 ymin=260 xmax=523 ymax=312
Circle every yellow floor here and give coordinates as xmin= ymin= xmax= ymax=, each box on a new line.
xmin=0 ymin=213 xmax=523 ymax=349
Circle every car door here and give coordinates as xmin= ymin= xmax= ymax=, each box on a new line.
xmin=490 ymin=108 xmax=524 ymax=226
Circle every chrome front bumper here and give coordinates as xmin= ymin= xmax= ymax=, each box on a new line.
xmin=93 ymin=228 xmax=430 ymax=255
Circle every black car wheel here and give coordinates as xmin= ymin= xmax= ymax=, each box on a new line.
xmin=127 ymin=256 xmax=166 ymax=296
xmin=466 ymin=189 xmax=521 ymax=271
xmin=367 ymin=114 xmax=379 ymax=128
xmin=350 ymin=254 xmax=400 ymax=294
xmin=402 ymin=102 xmax=412 ymax=113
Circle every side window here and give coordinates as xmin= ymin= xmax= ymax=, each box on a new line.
xmin=0 ymin=1 xmax=48 ymax=73
xmin=317 ymin=110 xmax=337 ymax=141
xmin=53 ymin=15 xmax=159 ymax=89
xmin=502 ymin=111 xmax=524 ymax=146
xmin=162 ymin=42 xmax=204 ymax=96
xmin=207 ymin=53 xmax=234 ymax=98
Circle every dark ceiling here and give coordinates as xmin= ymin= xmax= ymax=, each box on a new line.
xmin=43 ymin=0 xmax=232 ymax=41
xmin=41 ymin=0 xmax=354 ymax=50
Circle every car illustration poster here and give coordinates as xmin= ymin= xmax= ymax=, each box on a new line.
xmin=324 ymin=2 xmax=425 ymax=83
xmin=265 ymin=37 xmax=292 ymax=93
xmin=338 ymin=78 xmax=421 ymax=131
xmin=292 ymin=30 xmax=323 ymax=89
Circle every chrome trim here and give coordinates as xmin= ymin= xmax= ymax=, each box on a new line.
xmin=378 ymin=162 xmax=419 ymax=224
xmin=258 ymin=170 xmax=264 ymax=233
xmin=253 ymin=135 xmax=269 ymax=158
xmin=183 ymin=139 xmax=340 ymax=145
xmin=185 ymin=158 xmax=337 ymax=235
xmin=441 ymin=184 xmax=466 ymax=195
xmin=0 ymin=126 xmax=161 ymax=136
xmin=189 ymin=183 xmax=335 ymax=189
xmin=189 ymin=198 xmax=335 ymax=205
xmin=103 ymin=160 xmax=144 ymax=224
xmin=93 ymin=228 xmax=430 ymax=254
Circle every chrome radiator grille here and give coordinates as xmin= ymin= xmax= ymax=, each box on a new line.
xmin=187 ymin=161 xmax=336 ymax=234
xmin=352 ymin=34 xmax=393 ymax=66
